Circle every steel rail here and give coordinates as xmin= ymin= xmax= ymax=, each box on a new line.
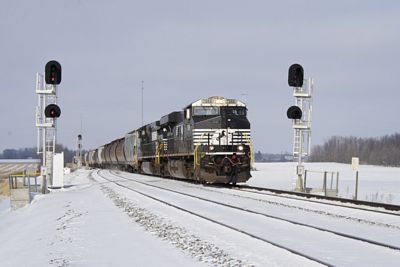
xmin=234 ymin=184 xmax=400 ymax=213
xmin=111 ymin=169 xmax=400 ymax=215
xmin=107 ymin=170 xmax=400 ymax=251
xmin=104 ymin=170 xmax=400 ymax=253
xmin=95 ymin=170 xmax=334 ymax=267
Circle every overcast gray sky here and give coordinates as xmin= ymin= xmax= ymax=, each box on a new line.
xmin=1 ymin=0 xmax=399 ymax=153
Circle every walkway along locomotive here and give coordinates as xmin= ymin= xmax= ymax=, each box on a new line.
xmin=85 ymin=96 xmax=253 ymax=184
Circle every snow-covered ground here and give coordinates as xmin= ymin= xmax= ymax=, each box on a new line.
xmin=250 ymin=162 xmax=400 ymax=204
xmin=0 ymin=163 xmax=399 ymax=266
xmin=0 ymin=170 xmax=204 ymax=267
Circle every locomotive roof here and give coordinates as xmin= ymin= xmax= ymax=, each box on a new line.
xmin=186 ymin=96 xmax=246 ymax=108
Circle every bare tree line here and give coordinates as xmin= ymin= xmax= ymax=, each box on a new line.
xmin=310 ymin=133 xmax=400 ymax=166
xmin=0 ymin=144 xmax=83 ymax=164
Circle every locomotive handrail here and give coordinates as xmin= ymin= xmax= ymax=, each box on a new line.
xmin=242 ymin=133 xmax=254 ymax=168
xmin=194 ymin=132 xmax=207 ymax=170
xmin=133 ymin=145 xmax=138 ymax=168
xmin=155 ymin=142 xmax=163 ymax=165
xmin=194 ymin=144 xmax=200 ymax=168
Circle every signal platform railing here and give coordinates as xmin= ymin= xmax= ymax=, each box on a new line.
xmin=8 ymin=171 xmax=40 ymax=210
xmin=303 ymin=170 xmax=339 ymax=197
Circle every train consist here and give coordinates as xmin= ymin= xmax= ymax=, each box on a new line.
xmin=85 ymin=96 xmax=252 ymax=184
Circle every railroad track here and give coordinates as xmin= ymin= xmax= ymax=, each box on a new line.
xmin=104 ymin=169 xmax=400 ymax=231
xmin=110 ymin=168 xmax=400 ymax=213
xmin=94 ymin=169 xmax=400 ymax=266
xmin=107 ymin=169 xmax=400 ymax=248
xmin=165 ymin=178 xmax=400 ymax=230
xmin=94 ymin=169 xmax=331 ymax=266
xmin=154 ymin=175 xmax=400 ymax=217
xmin=235 ymin=184 xmax=400 ymax=212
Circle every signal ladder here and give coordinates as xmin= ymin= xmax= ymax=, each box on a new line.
xmin=292 ymin=79 xmax=313 ymax=160
xmin=293 ymin=129 xmax=301 ymax=158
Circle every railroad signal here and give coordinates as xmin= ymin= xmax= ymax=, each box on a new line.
xmin=44 ymin=104 xmax=61 ymax=118
xmin=287 ymin=106 xmax=302 ymax=120
xmin=288 ymin=64 xmax=304 ymax=87
xmin=286 ymin=63 xmax=313 ymax=193
xmin=45 ymin=60 xmax=62 ymax=85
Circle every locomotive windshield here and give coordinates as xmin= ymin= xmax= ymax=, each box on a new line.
xmin=193 ymin=106 xmax=220 ymax=116
xmin=222 ymin=107 xmax=246 ymax=116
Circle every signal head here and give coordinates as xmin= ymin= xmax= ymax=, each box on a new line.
xmin=287 ymin=106 xmax=302 ymax=120
xmin=288 ymin=64 xmax=304 ymax=87
xmin=45 ymin=60 xmax=62 ymax=85
xmin=44 ymin=104 xmax=61 ymax=118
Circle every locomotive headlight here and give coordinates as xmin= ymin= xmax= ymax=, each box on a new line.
xmin=238 ymin=145 xmax=244 ymax=151
xmin=209 ymin=145 xmax=215 ymax=151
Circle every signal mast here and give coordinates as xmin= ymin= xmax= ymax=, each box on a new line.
xmin=75 ymin=134 xmax=83 ymax=168
xmin=36 ymin=60 xmax=62 ymax=193
xmin=287 ymin=64 xmax=313 ymax=192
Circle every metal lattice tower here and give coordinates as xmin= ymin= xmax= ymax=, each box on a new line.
xmin=291 ymin=78 xmax=313 ymax=191
xmin=292 ymin=78 xmax=313 ymax=160
xmin=36 ymin=73 xmax=58 ymax=192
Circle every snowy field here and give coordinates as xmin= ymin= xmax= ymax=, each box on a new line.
xmin=0 ymin=163 xmax=400 ymax=266
xmin=250 ymin=162 xmax=400 ymax=205
xmin=0 ymin=170 xmax=205 ymax=267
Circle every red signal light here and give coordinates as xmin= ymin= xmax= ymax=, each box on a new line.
xmin=45 ymin=60 xmax=62 ymax=84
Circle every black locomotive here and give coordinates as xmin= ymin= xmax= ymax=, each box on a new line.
xmin=85 ymin=96 xmax=252 ymax=184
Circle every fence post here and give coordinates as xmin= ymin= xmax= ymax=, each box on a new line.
xmin=28 ymin=174 xmax=31 ymax=202
xmin=323 ymin=171 xmax=327 ymax=196
xmin=355 ymin=171 xmax=359 ymax=200
xmin=336 ymin=172 xmax=339 ymax=194
xmin=303 ymin=170 xmax=307 ymax=192
xmin=330 ymin=172 xmax=334 ymax=189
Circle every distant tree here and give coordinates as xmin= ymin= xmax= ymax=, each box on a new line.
xmin=0 ymin=148 xmax=38 ymax=159
xmin=310 ymin=133 xmax=400 ymax=166
xmin=255 ymin=150 xmax=263 ymax=162
xmin=2 ymin=149 xmax=18 ymax=159
xmin=254 ymin=151 xmax=292 ymax=162
xmin=0 ymin=144 xmax=81 ymax=164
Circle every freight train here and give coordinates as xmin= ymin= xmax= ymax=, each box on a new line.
xmin=84 ymin=96 xmax=253 ymax=184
